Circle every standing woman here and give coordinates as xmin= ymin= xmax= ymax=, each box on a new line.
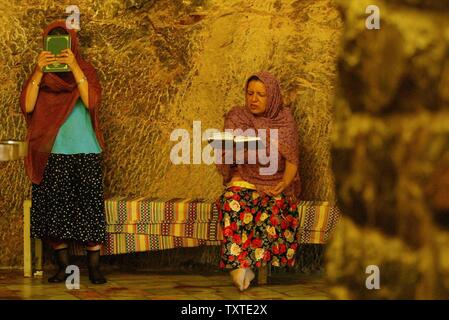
xmin=20 ymin=21 xmax=107 ymax=284
xmin=216 ymin=71 xmax=301 ymax=291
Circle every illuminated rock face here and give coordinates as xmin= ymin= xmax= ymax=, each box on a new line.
xmin=328 ymin=0 xmax=449 ymax=299
xmin=0 ymin=1 xmax=341 ymax=267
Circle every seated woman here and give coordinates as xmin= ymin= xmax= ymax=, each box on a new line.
xmin=20 ymin=21 xmax=107 ymax=284
xmin=216 ymin=71 xmax=301 ymax=291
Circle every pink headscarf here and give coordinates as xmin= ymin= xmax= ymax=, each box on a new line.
xmin=217 ymin=71 xmax=301 ymax=199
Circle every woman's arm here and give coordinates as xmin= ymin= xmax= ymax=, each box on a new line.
xmin=266 ymin=160 xmax=298 ymax=196
xmin=24 ymin=51 xmax=56 ymax=113
xmin=282 ymin=160 xmax=298 ymax=187
xmin=267 ymin=110 xmax=300 ymax=196
xmin=56 ymin=49 xmax=89 ymax=108
xmin=24 ymin=68 xmax=44 ymax=113
xmin=70 ymin=62 xmax=89 ymax=107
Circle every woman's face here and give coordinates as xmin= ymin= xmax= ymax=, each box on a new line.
xmin=246 ymin=80 xmax=267 ymax=115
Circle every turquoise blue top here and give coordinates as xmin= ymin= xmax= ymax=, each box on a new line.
xmin=51 ymin=99 xmax=102 ymax=154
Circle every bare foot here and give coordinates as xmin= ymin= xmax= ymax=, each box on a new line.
xmin=243 ymin=268 xmax=255 ymax=290
xmin=230 ymin=268 xmax=246 ymax=291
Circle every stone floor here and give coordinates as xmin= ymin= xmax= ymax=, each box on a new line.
xmin=0 ymin=269 xmax=332 ymax=300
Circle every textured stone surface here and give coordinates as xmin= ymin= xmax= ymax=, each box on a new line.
xmin=0 ymin=0 xmax=342 ymax=267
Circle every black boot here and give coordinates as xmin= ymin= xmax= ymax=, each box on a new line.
xmin=87 ymin=250 xmax=107 ymax=284
xmin=48 ymin=248 xmax=69 ymax=283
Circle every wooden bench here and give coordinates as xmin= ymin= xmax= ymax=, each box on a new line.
xmin=23 ymin=198 xmax=340 ymax=283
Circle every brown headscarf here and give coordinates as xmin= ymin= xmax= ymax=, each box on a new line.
xmin=20 ymin=20 xmax=105 ymax=184
xmin=217 ymin=71 xmax=301 ymax=199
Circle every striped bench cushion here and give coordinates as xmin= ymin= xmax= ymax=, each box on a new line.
xmin=70 ymin=198 xmax=340 ymax=255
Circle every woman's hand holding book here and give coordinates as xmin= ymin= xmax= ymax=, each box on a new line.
xmin=36 ymin=51 xmax=56 ymax=73
xmin=55 ymin=49 xmax=77 ymax=69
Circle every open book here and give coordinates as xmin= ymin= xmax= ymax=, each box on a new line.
xmin=207 ymin=132 xmax=263 ymax=149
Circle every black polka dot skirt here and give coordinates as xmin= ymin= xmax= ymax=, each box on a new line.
xmin=31 ymin=153 xmax=107 ymax=244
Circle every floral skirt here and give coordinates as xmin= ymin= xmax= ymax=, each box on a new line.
xmin=217 ymin=186 xmax=300 ymax=269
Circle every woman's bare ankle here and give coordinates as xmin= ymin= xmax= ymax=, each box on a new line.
xmin=53 ymin=243 xmax=68 ymax=250
xmin=230 ymin=268 xmax=246 ymax=291
xmin=243 ymin=268 xmax=255 ymax=290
